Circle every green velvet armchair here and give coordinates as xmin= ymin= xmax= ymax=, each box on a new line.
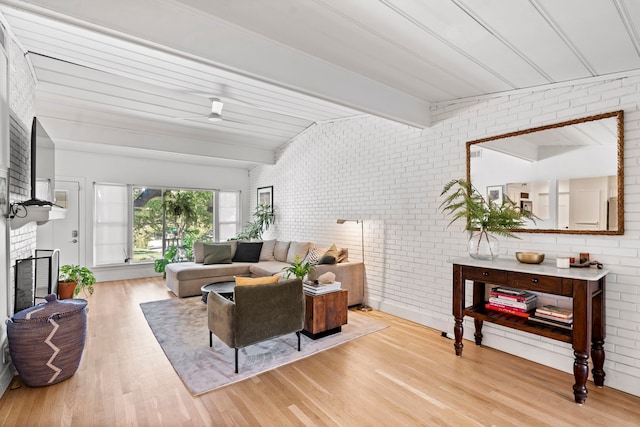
xmin=207 ymin=278 xmax=305 ymax=373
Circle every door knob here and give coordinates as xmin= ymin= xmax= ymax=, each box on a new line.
xmin=72 ymin=239 xmax=78 ymax=243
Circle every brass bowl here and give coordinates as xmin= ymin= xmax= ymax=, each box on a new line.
xmin=515 ymin=251 xmax=545 ymax=264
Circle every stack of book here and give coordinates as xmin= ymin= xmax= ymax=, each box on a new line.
xmin=485 ymin=286 xmax=538 ymax=318
xmin=303 ymin=281 xmax=341 ymax=296
xmin=529 ymin=305 xmax=573 ymax=330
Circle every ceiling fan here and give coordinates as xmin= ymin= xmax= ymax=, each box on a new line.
xmin=175 ymin=97 xmax=249 ymax=124
xmin=206 ymin=97 xmax=224 ymax=122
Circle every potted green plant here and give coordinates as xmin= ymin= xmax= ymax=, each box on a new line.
xmin=282 ymin=255 xmax=314 ymax=280
xmin=233 ymin=204 xmax=275 ymax=240
xmin=58 ymin=264 xmax=97 ymax=299
xmin=440 ymin=179 xmax=536 ymax=259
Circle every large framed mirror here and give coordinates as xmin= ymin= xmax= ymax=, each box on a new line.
xmin=467 ymin=110 xmax=624 ymax=235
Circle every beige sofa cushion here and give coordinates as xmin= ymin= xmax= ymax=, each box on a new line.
xmin=259 ymin=239 xmax=276 ymax=261
xmin=286 ymin=241 xmax=313 ymax=264
xmin=249 ymin=261 xmax=292 ymax=277
xmin=273 ymin=241 xmax=290 ymax=262
xmin=169 ymin=261 xmax=252 ymax=281
xmin=319 ymin=244 xmax=339 ymax=264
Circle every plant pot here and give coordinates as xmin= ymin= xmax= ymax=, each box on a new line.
xmin=58 ymin=281 xmax=77 ymax=300
xmin=468 ymin=229 xmax=499 ymax=260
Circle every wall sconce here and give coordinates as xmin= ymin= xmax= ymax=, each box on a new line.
xmin=337 ymin=219 xmax=371 ymax=311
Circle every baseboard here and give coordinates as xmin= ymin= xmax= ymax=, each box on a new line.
xmin=373 ymin=299 xmax=451 ymax=333
xmin=0 ymin=362 xmax=14 ymax=398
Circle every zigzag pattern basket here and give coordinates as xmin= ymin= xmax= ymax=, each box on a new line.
xmin=7 ymin=294 xmax=87 ymax=387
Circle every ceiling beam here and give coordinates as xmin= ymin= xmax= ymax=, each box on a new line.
xmin=4 ymin=0 xmax=431 ymax=128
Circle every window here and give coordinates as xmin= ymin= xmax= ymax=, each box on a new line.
xmin=218 ymin=191 xmax=240 ymax=242
xmin=94 ymin=183 xmax=129 ymax=266
xmin=94 ymin=184 xmax=240 ymax=266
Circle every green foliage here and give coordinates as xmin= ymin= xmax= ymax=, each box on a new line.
xmin=133 ymin=188 xmax=213 ymax=255
xmin=233 ymin=204 xmax=275 ymax=240
xmin=282 ymin=255 xmax=315 ymax=280
xmin=152 ymin=230 xmax=205 ymax=273
xmin=153 ymin=245 xmax=180 ymax=273
xmin=59 ymin=264 xmax=97 ymax=297
xmin=440 ymin=178 xmax=537 ymax=238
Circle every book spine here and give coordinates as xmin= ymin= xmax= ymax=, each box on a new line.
xmin=529 ymin=316 xmax=573 ymax=330
xmin=485 ymin=303 xmax=531 ymax=318
xmin=488 ymin=297 xmax=535 ymax=310
xmin=492 ymin=286 xmax=527 ymax=296
xmin=534 ymin=312 xmax=573 ymax=323
xmin=535 ymin=309 xmax=573 ymax=319
xmin=489 ymin=291 xmax=533 ymax=302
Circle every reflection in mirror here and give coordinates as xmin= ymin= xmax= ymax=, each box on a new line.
xmin=467 ymin=111 xmax=624 ymax=235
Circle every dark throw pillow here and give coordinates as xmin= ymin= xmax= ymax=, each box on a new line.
xmin=318 ymin=243 xmax=339 ymax=265
xmin=203 ymin=244 xmax=233 ymax=265
xmin=232 ymin=241 xmax=264 ymax=263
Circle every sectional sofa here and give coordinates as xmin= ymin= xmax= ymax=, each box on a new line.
xmin=165 ymin=239 xmax=365 ymax=306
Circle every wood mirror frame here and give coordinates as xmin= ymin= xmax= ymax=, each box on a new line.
xmin=466 ymin=110 xmax=624 ymax=235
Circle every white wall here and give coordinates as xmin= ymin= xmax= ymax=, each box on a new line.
xmin=54 ymin=148 xmax=250 ymax=282
xmin=250 ymin=74 xmax=640 ymax=397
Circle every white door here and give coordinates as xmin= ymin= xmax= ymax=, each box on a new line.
xmin=53 ymin=180 xmax=80 ymax=266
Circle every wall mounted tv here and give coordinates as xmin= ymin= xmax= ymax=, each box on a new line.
xmin=27 ymin=117 xmax=56 ymax=205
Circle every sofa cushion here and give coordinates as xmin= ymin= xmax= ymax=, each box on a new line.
xmin=338 ymin=248 xmax=349 ymax=263
xmin=235 ymin=275 xmax=280 ymax=286
xmin=169 ymin=262 xmax=252 ymax=281
xmin=319 ymin=244 xmax=339 ymax=265
xmin=249 ymin=261 xmax=292 ymax=277
xmin=286 ymin=241 xmax=313 ymax=264
xmin=194 ymin=241 xmax=237 ymax=263
xmin=259 ymin=239 xmax=276 ymax=261
xmin=203 ymin=244 xmax=232 ymax=265
xmin=273 ymin=241 xmax=290 ymax=262
xmin=233 ymin=241 xmax=263 ymax=262
xmin=304 ymin=247 xmax=326 ymax=264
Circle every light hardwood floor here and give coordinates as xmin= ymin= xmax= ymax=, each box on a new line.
xmin=1 ymin=277 xmax=639 ymax=426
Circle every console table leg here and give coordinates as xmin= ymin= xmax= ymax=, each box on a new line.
xmin=573 ymin=351 xmax=589 ymax=404
xmin=592 ymin=338 xmax=606 ymax=387
xmin=454 ymin=318 xmax=464 ymax=356
xmin=473 ymin=318 xmax=483 ymax=345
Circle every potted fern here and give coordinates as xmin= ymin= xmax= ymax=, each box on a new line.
xmin=440 ymin=179 xmax=536 ymax=259
xmin=58 ymin=264 xmax=97 ymax=299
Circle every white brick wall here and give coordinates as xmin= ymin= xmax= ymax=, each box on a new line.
xmin=250 ymin=74 xmax=640 ymax=397
xmin=1 ymin=28 xmax=36 ymax=398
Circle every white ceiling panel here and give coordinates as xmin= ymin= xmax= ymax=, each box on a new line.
xmin=0 ymin=0 xmax=639 ymax=168
xmin=455 ymin=0 xmax=592 ymax=82
xmin=535 ymin=0 xmax=640 ymax=75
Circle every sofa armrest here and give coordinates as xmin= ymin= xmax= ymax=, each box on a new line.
xmin=207 ymin=292 xmax=236 ymax=348
xmin=309 ymin=262 xmax=364 ymax=306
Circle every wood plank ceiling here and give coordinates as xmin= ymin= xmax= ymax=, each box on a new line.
xmin=0 ymin=0 xmax=639 ymax=167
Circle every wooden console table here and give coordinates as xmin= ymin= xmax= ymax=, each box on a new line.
xmin=451 ymin=257 xmax=607 ymax=404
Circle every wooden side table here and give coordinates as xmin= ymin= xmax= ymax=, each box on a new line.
xmin=303 ymin=289 xmax=348 ymax=339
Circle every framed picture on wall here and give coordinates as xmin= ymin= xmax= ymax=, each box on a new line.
xmin=486 ymin=185 xmax=503 ymax=204
xmin=521 ymin=200 xmax=533 ymax=213
xmin=257 ymin=186 xmax=273 ymax=207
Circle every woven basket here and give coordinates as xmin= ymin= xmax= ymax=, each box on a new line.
xmin=7 ymin=294 xmax=87 ymax=387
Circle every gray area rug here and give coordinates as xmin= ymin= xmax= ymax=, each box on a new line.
xmin=140 ymin=296 xmax=388 ymax=395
